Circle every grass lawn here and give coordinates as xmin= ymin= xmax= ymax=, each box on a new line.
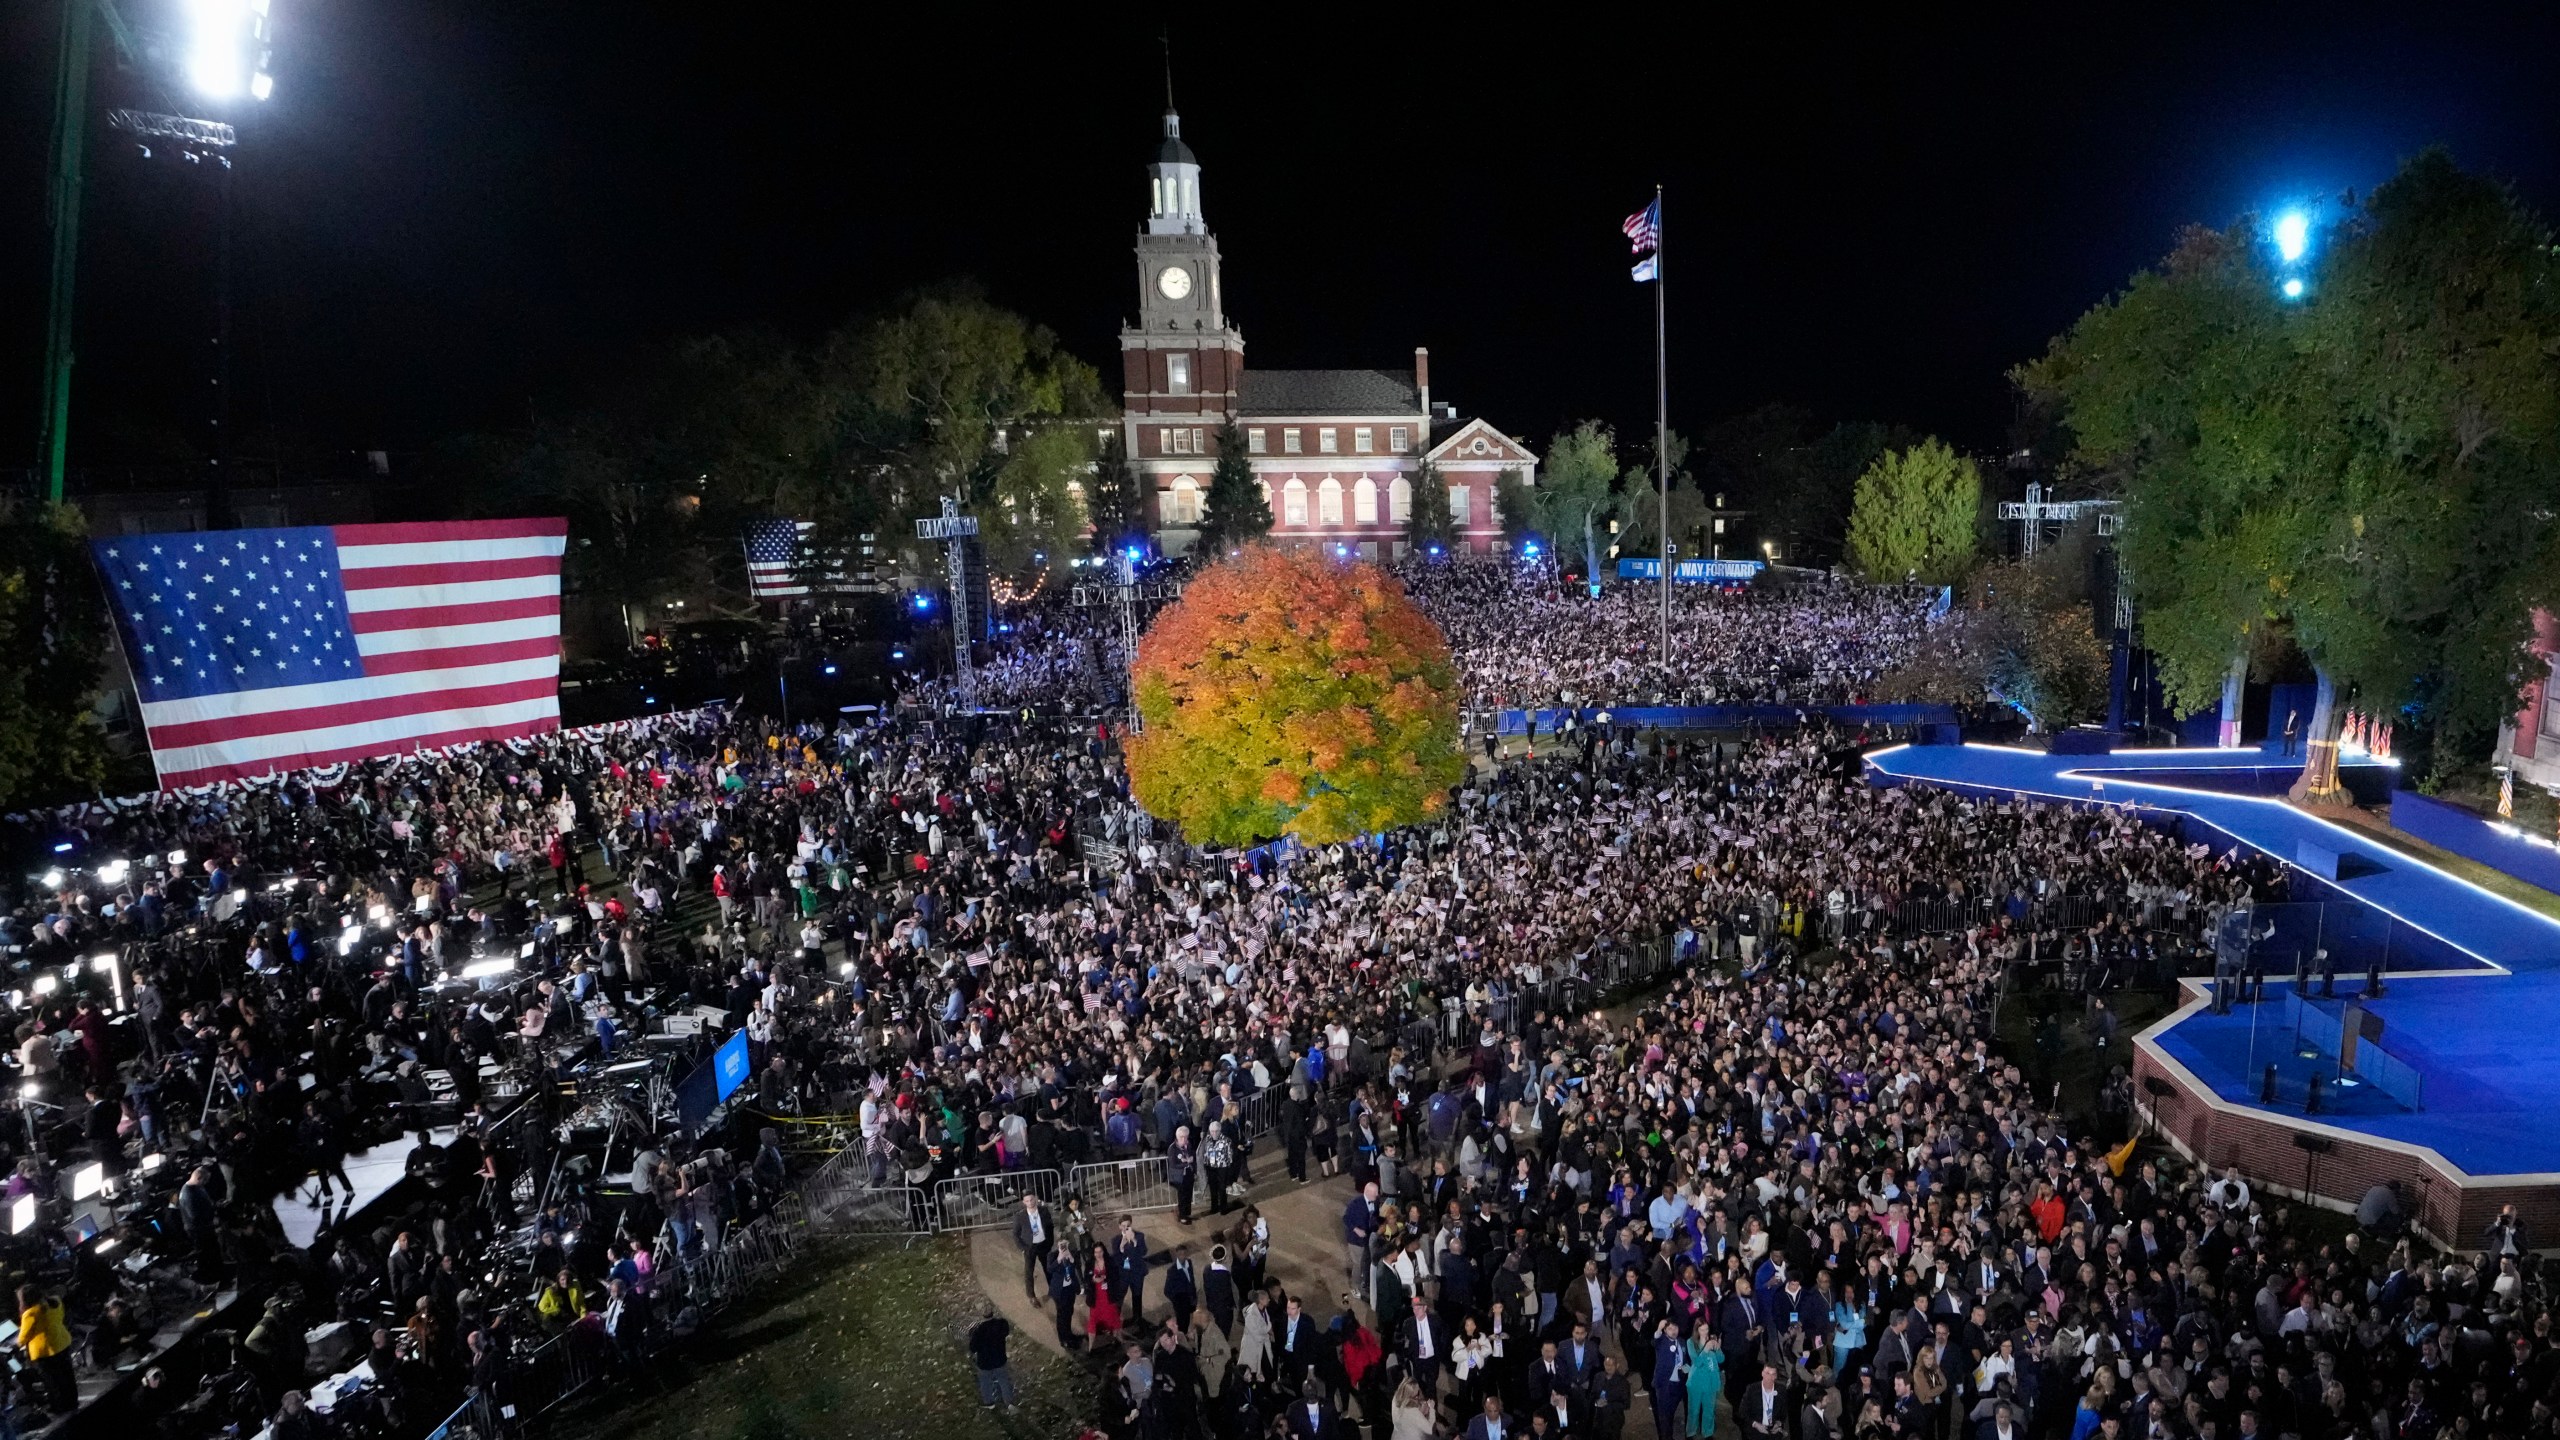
xmin=547 ymin=1239 xmax=1090 ymax=1440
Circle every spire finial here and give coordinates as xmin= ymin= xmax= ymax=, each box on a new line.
xmin=1161 ymin=28 xmax=1176 ymax=117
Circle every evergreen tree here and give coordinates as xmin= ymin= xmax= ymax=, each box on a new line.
xmin=1195 ymin=419 xmax=1272 ymax=556
xmin=1405 ymin=456 xmax=1456 ymax=553
xmin=1082 ymin=431 xmax=1145 ymax=553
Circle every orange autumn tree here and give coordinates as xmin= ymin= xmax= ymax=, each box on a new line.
xmin=1128 ymin=545 xmax=1464 ymax=846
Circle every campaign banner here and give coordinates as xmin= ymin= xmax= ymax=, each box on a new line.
xmin=1613 ymin=558 xmax=1766 ymax=582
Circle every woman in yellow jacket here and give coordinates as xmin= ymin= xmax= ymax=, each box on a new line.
xmin=18 ymin=1284 xmax=75 ymax=1411
xmin=535 ymin=1269 xmax=586 ymax=1333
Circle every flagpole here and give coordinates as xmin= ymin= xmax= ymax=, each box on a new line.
xmin=1654 ymin=183 xmax=1669 ymax=663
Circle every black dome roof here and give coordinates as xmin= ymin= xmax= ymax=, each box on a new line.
xmin=1155 ymin=111 xmax=1196 ymax=166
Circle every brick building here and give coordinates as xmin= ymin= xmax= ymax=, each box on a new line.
xmin=1120 ymin=107 xmax=1536 ymax=558
xmin=2496 ymin=608 xmax=2560 ymax=793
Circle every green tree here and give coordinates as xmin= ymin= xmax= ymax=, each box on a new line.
xmin=817 ymin=287 xmax=1112 ymax=567
xmin=0 ymin=500 xmax=111 ymax=805
xmin=1405 ymin=455 xmax=1456 ymax=553
xmin=1880 ymin=547 xmax=2110 ymax=730
xmin=1537 ymin=422 xmax=1619 ymax=580
xmin=1195 ymin=419 xmax=1272 ymax=556
xmin=1082 ymin=431 xmax=1146 ymax=553
xmin=1842 ymin=438 xmax=1982 ymax=584
xmin=1613 ymin=429 xmax=1707 ymax=559
xmin=2018 ymin=151 xmax=2560 ymax=798
xmin=985 ymin=426 xmax=1092 ymax=570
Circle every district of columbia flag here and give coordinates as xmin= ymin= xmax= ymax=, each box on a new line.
xmin=1632 ymin=255 xmax=1659 ymax=283
xmin=93 ymin=517 xmax=567 ymax=788
xmin=1623 ymin=197 xmax=1661 ymax=253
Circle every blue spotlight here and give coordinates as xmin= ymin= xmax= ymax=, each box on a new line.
xmin=2281 ymin=277 xmax=2305 ymax=299
xmin=2273 ymin=211 xmax=2310 ymax=263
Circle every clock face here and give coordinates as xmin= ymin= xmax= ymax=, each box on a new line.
xmin=1157 ymin=265 xmax=1193 ymax=300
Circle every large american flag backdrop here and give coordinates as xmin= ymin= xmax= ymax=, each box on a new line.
xmin=93 ymin=518 xmax=569 ymax=789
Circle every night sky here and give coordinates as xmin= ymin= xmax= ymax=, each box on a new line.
xmin=6 ymin=5 xmax=2559 ymax=473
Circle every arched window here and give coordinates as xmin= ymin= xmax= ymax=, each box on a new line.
xmin=1164 ymin=478 xmax=1201 ymax=526
xmin=1389 ymin=475 xmax=1413 ymax=523
xmin=1318 ymin=478 xmax=1344 ymax=525
xmin=1283 ymin=478 xmax=1309 ymax=528
xmin=1353 ymin=477 xmax=1378 ymax=524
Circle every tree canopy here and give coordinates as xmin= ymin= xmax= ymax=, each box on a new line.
xmin=1127 ymin=546 xmax=1463 ymax=846
xmin=441 ymin=289 xmax=1114 ymax=603
xmin=1536 ymin=421 xmax=1620 ymax=579
xmin=1842 ymin=438 xmax=1982 ymax=584
xmin=2016 ymin=151 xmax=2560 ymax=777
xmin=0 ymin=500 xmax=112 ymax=806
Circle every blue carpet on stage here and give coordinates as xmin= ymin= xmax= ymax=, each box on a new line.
xmin=1866 ymin=741 xmax=2560 ymax=1178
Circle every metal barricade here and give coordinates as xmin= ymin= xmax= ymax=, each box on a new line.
xmin=932 ymin=1167 xmax=1065 ymax=1232
xmin=1067 ymin=1155 xmax=1177 ymax=1214
xmin=803 ymin=1176 xmax=930 ymax=1238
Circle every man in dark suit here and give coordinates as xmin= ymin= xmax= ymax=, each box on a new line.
xmin=1277 ymin=1296 xmax=1320 ymax=1391
xmin=1045 ymin=1243 xmax=1084 ymax=1351
xmin=1722 ymin=1286 xmax=1764 ymax=1363
xmin=1286 ymin=1380 xmax=1348 ymax=1439
xmin=1530 ymin=1340 xmax=1574 ymax=1412
xmin=1163 ymin=1246 xmax=1200 ymax=1332
xmin=1013 ymin=1193 xmax=1055 ymax=1301
xmin=1467 ymin=1394 xmax=1517 ymax=1440
xmin=1400 ymin=1296 xmax=1445 ymax=1397
xmin=1560 ymin=1320 xmax=1603 ymax=1399
xmin=1110 ymin=1216 xmax=1151 ymax=1322
xmin=1204 ymin=1246 xmax=1238 ymax=1334
xmin=1742 ymin=1363 xmax=1794 ymax=1440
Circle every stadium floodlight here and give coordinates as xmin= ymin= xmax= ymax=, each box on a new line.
xmin=186 ymin=0 xmax=277 ymax=105
xmin=2273 ymin=211 xmax=2310 ymax=264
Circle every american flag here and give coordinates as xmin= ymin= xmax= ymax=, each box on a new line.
xmin=93 ymin=518 xmax=567 ymax=789
xmin=1623 ymin=197 xmax=1661 ymax=254
xmin=744 ymin=518 xmax=850 ymax=599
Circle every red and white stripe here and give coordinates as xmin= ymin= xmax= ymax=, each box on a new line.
xmin=142 ymin=518 xmax=568 ymax=787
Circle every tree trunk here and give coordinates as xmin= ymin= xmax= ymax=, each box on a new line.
xmin=1582 ymin=512 xmax=1602 ymax=596
xmin=2289 ymin=668 xmax=2348 ymax=803
xmin=2217 ymin=651 xmax=2248 ymax=748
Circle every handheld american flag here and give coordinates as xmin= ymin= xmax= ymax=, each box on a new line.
xmin=94 ymin=518 xmax=567 ymax=789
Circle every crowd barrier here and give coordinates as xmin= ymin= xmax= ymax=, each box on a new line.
xmin=932 ymin=1167 xmax=1066 ymax=1232
xmin=1068 ymin=1155 xmax=1178 ymax=1214
xmin=1494 ymin=703 xmax=1958 ymax=736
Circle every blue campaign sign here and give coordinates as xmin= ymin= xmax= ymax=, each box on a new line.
xmin=713 ymin=1029 xmax=751 ymax=1102
xmin=1614 ymin=558 xmax=1765 ymax=583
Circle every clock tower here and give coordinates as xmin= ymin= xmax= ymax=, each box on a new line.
xmin=1122 ymin=106 xmax=1244 ymax=548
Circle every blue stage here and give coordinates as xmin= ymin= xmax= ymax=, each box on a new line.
xmin=1865 ymin=740 xmax=2560 ymax=1178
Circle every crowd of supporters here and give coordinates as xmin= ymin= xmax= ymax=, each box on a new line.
xmin=0 ymin=559 xmax=2538 ymax=1440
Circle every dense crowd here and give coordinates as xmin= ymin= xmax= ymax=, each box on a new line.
xmin=5 ymin=558 xmax=2536 ymax=1440
xmin=898 ymin=557 xmax=1939 ymax=716
xmin=1393 ymin=560 xmax=1938 ymax=710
